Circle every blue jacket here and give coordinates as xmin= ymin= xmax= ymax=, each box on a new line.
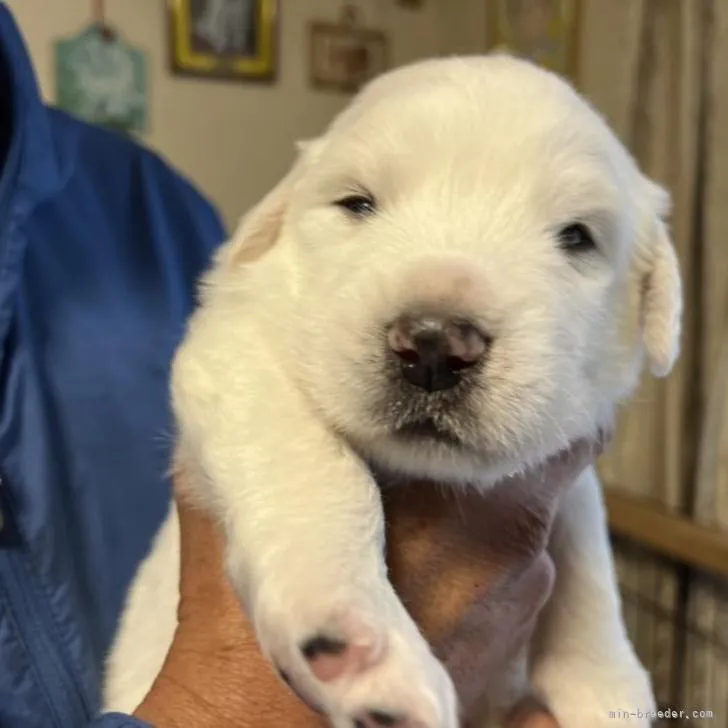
xmin=0 ymin=6 xmax=226 ymax=726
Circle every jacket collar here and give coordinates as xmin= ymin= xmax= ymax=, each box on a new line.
xmin=0 ymin=4 xmax=64 ymax=211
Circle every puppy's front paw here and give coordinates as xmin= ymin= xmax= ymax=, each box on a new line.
xmin=253 ymin=579 xmax=459 ymax=728
xmin=534 ymin=653 xmax=655 ymax=728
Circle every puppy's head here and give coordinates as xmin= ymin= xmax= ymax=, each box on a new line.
xmin=218 ymin=56 xmax=682 ymax=483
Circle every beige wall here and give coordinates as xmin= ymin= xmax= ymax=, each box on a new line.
xmin=6 ymin=0 xmax=634 ymax=233
xmin=7 ymin=0 xmax=481 ymax=228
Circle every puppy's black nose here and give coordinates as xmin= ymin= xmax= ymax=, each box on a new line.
xmin=387 ymin=315 xmax=488 ymax=392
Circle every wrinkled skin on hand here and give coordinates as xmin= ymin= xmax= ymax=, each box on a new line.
xmin=385 ymin=438 xmax=603 ymax=725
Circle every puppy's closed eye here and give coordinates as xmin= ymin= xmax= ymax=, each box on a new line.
xmin=334 ymin=193 xmax=377 ymax=218
xmin=557 ymin=223 xmax=596 ymax=253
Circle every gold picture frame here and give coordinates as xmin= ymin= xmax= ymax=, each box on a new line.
xmin=487 ymin=0 xmax=581 ymax=82
xmin=168 ymin=0 xmax=278 ymax=82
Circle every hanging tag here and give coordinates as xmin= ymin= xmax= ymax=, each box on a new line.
xmin=54 ymin=21 xmax=148 ymax=135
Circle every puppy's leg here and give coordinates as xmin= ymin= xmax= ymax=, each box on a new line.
xmin=529 ymin=467 xmax=655 ymax=728
xmin=173 ymin=349 xmax=458 ymax=728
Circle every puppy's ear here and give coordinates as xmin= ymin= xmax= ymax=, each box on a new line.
xmin=638 ymin=180 xmax=683 ymax=377
xmin=220 ymin=139 xmax=321 ymax=268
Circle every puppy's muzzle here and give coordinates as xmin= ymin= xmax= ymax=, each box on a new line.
xmin=387 ymin=315 xmax=489 ymax=393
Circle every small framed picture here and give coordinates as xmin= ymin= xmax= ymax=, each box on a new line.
xmin=309 ymin=16 xmax=388 ymax=93
xmin=168 ymin=0 xmax=278 ymax=82
xmin=487 ymin=0 xmax=581 ymax=80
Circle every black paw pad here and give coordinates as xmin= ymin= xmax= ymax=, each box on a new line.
xmin=368 ymin=711 xmax=399 ymax=726
xmin=300 ymin=634 xmax=347 ymax=660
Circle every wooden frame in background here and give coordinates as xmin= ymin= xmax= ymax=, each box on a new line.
xmin=309 ymin=19 xmax=389 ymax=93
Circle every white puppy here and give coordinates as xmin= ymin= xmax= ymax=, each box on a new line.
xmin=104 ymin=55 xmax=682 ymax=728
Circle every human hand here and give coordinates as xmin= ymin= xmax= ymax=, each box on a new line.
xmin=134 ymin=497 xmax=324 ymax=727
xmin=134 ymin=437 xmax=601 ymax=727
xmin=384 ymin=436 xmax=604 ymax=725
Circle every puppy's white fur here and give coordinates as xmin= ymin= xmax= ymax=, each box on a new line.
xmin=103 ymin=55 xmax=682 ymax=727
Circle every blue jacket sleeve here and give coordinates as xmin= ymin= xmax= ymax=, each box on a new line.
xmin=89 ymin=715 xmax=153 ymax=728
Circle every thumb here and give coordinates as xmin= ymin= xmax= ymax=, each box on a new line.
xmin=503 ymin=697 xmax=560 ymax=728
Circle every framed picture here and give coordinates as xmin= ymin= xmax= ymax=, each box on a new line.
xmin=487 ymin=0 xmax=581 ymax=81
xmin=309 ymin=13 xmax=388 ymax=93
xmin=168 ymin=0 xmax=278 ymax=82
